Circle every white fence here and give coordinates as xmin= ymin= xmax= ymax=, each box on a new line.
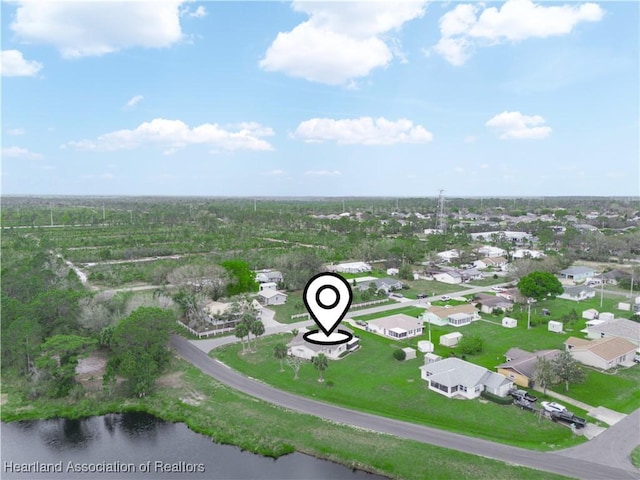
xmin=176 ymin=321 xmax=234 ymax=338
xmin=289 ymin=298 xmax=389 ymax=320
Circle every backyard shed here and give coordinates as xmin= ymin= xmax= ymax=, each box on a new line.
xmin=548 ymin=321 xmax=563 ymax=333
xmin=618 ymin=303 xmax=630 ymax=312
xmin=402 ymin=347 xmax=417 ymax=360
xmin=502 ymin=317 xmax=517 ymax=328
xmin=424 ymin=353 xmax=441 ymax=364
xmin=440 ymin=332 xmax=463 ymax=347
xmin=417 ymin=340 xmax=434 ymax=353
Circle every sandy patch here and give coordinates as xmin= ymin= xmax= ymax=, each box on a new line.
xmin=156 ymin=371 xmax=185 ymax=389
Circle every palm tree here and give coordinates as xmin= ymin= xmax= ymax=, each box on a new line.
xmin=250 ymin=320 xmax=265 ymax=351
xmin=312 ymin=353 xmax=328 ymax=382
xmin=234 ymin=323 xmax=248 ymax=354
xmin=274 ymin=343 xmax=288 ymax=372
xmin=291 ymin=328 xmax=299 ymax=338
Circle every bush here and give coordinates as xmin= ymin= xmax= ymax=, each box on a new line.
xmin=481 ymin=390 xmax=513 ymax=405
xmin=393 ymin=349 xmax=406 ymax=361
xmin=458 ymin=335 xmax=483 ymax=355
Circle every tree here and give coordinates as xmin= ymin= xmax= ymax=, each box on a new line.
xmin=458 ymin=335 xmax=483 ymax=355
xmin=398 ymin=263 xmax=413 ymax=281
xmin=234 ymin=322 xmax=249 ymax=354
xmin=222 ymin=260 xmax=258 ymax=296
xmin=250 ymin=320 xmax=265 ymax=351
xmin=107 ymin=307 xmax=174 ymax=397
xmin=552 ymin=351 xmax=586 ymax=392
xmin=312 ymin=353 xmax=329 ymax=382
xmin=286 ymin=354 xmax=304 ymax=380
xmin=36 ymin=334 xmax=96 ymax=398
xmin=274 ymin=343 xmax=288 ymax=372
xmin=517 ymin=271 xmax=563 ymax=301
xmin=533 ymin=356 xmax=556 ymax=395
xmin=393 ymin=349 xmax=406 ymax=361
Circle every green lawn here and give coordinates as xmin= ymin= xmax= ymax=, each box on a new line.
xmin=468 ymin=276 xmax=509 ymax=287
xmin=352 ymin=306 xmax=426 ymax=322
xmin=400 ymin=279 xmax=467 ymax=299
xmin=212 ymin=330 xmax=582 ymax=451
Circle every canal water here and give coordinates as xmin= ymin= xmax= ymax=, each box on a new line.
xmin=1 ymin=413 xmax=386 ymax=479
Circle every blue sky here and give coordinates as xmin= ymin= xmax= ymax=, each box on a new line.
xmin=1 ymin=0 xmax=638 ymax=197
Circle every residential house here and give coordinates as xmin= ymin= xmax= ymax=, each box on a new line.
xmin=257 ymin=289 xmax=287 ymax=306
xmin=367 ymin=314 xmax=423 ymax=340
xmin=460 ymin=269 xmax=484 ymax=282
xmin=419 ymin=357 xmax=513 ymax=399
xmin=433 ymin=270 xmax=463 ymax=284
xmin=330 ymin=262 xmax=372 ymax=274
xmin=564 ymin=336 xmax=636 ymax=370
xmin=470 ymin=231 xmax=532 ymax=244
xmin=255 ymin=270 xmax=284 ymax=284
xmin=496 ymin=348 xmax=561 ymax=388
xmin=287 ymin=328 xmax=359 ymax=361
xmin=474 ymin=293 xmax=514 ymax=314
xmin=558 ymin=266 xmax=595 ymax=283
xmin=476 ymin=246 xmax=507 ymax=258
xmin=512 ymin=249 xmax=545 ymax=259
xmin=473 ymin=256 xmax=508 ymax=270
xmin=595 ymin=269 xmax=632 ymax=286
xmin=436 ymin=250 xmax=460 ymax=263
xmin=358 ymin=277 xmax=404 ymax=294
xmin=421 ymin=304 xmax=480 ymax=327
xmin=586 ymin=318 xmax=640 ymax=347
xmin=497 ymin=288 xmax=522 ymax=302
xmin=558 ymin=285 xmax=596 ymax=302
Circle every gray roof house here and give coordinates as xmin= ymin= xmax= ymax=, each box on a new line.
xmin=357 ymin=277 xmax=404 ymax=293
xmin=419 ymin=357 xmax=513 ymax=399
xmin=496 ymin=348 xmax=561 ymax=388
xmin=558 ymin=266 xmax=595 ymax=282
xmin=596 ymin=269 xmax=632 ymax=285
xmin=287 ymin=328 xmax=359 ymax=361
xmin=586 ymin=318 xmax=640 ymax=347
xmin=558 ymin=285 xmax=596 ymax=302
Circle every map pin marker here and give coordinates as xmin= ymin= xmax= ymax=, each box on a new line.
xmin=302 ymin=272 xmax=353 ymax=345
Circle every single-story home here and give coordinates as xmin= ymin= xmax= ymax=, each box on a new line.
xmin=512 ymin=249 xmax=545 ymax=259
xmin=255 ymin=270 xmax=283 ymax=284
xmin=496 ymin=348 xmax=561 ymax=388
xmin=558 ymin=266 xmax=595 ymax=283
xmin=436 ymin=249 xmax=460 ymax=263
xmin=367 ymin=314 xmax=423 ymax=340
xmin=420 ymin=357 xmax=513 ymax=399
xmin=257 ymin=289 xmax=287 ymax=306
xmin=460 ymin=269 xmax=484 ymax=282
xmin=497 ymin=288 xmax=522 ymax=302
xmin=287 ymin=328 xmax=359 ymax=361
xmin=473 ymin=256 xmax=508 ymax=270
xmin=564 ymin=336 xmax=636 ymax=370
xmin=357 ymin=277 xmax=404 ymax=294
xmin=470 ymin=231 xmax=532 ymax=244
xmin=420 ymin=304 xmax=480 ymax=327
xmin=594 ymin=269 xmax=632 ymax=286
xmin=330 ymin=262 xmax=372 ymax=274
xmin=476 ymin=246 xmax=507 ymax=258
xmin=474 ymin=293 xmax=514 ymax=314
xmin=586 ymin=318 xmax=640 ymax=347
xmin=440 ymin=331 xmax=463 ymax=347
xmin=558 ymin=285 xmax=596 ymax=302
xmin=433 ymin=271 xmax=463 ymax=284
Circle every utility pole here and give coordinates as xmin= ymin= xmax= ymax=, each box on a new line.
xmin=527 ymin=299 xmax=532 ymax=330
xmin=437 ymin=190 xmax=446 ymax=232
xmin=600 ymin=280 xmax=604 ymax=308
xmin=254 ymin=199 xmax=257 ymax=212
xmin=50 ymin=208 xmax=53 ymax=226
xmin=102 ymin=203 xmax=106 ymax=221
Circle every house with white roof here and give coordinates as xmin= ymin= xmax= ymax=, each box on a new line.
xmin=367 ymin=314 xmax=423 ymax=340
xmin=586 ymin=318 xmax=640 ymax=347
xmin=330 ymin=262 xmax=372 ymax=274
xmin=287 ymin=328 xmax=359 ymax=361
xmin=558 ymin=285 xmax=596 ymax=302
xmin=420 ymin=305 xmax=480 ymax=327
xmin=419 ymin=357 xmax=513 ymax=399
xmin=257 ymin=289 xmax=287 ymax=306
xmin=436 ymin=250 xmax=460 ymax=263
xmin=476 ymin=246 xmax=507 ymax=258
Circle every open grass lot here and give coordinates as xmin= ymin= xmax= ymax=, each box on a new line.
xmin=468 ymin=276 xmax=509 ymax=287
xmin=399 ymin=279 xmax=467 ymax=299
xmin=0 ymin=359 xmax=570 ymax=480
xmin=213 ymin=330 xmax=583 ymax=451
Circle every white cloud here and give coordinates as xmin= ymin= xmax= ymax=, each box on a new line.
xmin=125 ymin=95 xmax=144 ymax=108
xmin=434 ymin=0 xmax=604 ymax=65
xmin=2 ymin=146 xmax=43 ymax=159
xmin=62 ymin=118 xmax=275 ymax=152
xmin=304 ymin=170 xmax=342 ymax=176
xmin=260 ymin=1 xmax=426 ymax=85
xmin=189 ymin=6 xmax=207 ymax=18
xmin=294 ymin=117 xmax=433 ymax=145
xmin=7 ymin=128 xmax=26 ymax=136
xmin=10 ymin=1 xmax=190 ymax=59
xmin=486 ymin=111 xmax=552 ymax=140
xmin=1 ymin=50 xmax=42 ymax=77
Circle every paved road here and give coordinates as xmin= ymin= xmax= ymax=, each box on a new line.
xmin=170 ymin=335 xmax=638 ymax=480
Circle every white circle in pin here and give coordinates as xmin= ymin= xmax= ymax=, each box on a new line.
xmin=303 ymin=272 xmax=353 ymax=345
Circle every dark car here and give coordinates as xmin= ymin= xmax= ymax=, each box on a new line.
xmin=551 ymin=411 xmax=587 ymax=428
xmin=509 ymin=389 xmax=538 ymax=403
xmin=417 ymin=293 xmax=428 ymax=299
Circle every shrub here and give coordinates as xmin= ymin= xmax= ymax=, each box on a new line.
xmin=481 ymin=390 xmax=513 ymax=405
xmin=458 ymin=335 xmax=483 ymax=355
xmin=393 ymin=349 xmax=406 ymax=361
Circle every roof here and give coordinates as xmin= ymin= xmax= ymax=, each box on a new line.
xmin=562 ymin=285 xmax=596 ymax=296
xmin=449 ymin=312 xmax=473 ymax=320
xmin=420 ymin=358 xmax=511 ymax=390
xmin=598 ymin=270 xmax=631 ymax=280
xmin=497 ymin=348 xmax=561 ymax=379
xmin=440 ymin=331 xmax=463 ymax=339
xmin=426 ymin=304 xmax=478 ymax=320
xmin=257 ymin=289 xmax=287 ymax=299
xmin=587 ymin=318 xmax=640 ymax=341
xmin=475 ymin=293 xmax=513 ymax=308
xmin=369 ymin=314 xmax=422 ymax=331
xmin=478 ymin=256 xmax=507 ymax=265
xmin=560 ymin=266 xmax=595 ymax=276
xmin=565 ymin=336 xmax=637 ymax=361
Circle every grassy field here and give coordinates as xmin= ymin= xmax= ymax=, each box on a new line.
xmin=0 ymin=360 xmax=570 ymax=480
xmin=213 ymin=330 xmax=584 ymax=451
xmin=352 ymin=306 xmax=426 ymax=322
xmin=468 ymin=276 xmax=509 ymax=287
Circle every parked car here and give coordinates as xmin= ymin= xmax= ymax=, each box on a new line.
xmin=441 ymin=295 xmax=452 ymax=301
xmin=509 ymin=389 xmax=538 ymax=403
xmin=355 ymin=320 xmax=367 ymax=327
xmin=491 ymin=286 xmax=505 ymax=292
xmin=541 ymin=401 xmax=567 ymax=413
xmin=390 ymin=292 xmax=404 ymax=299
xmin=550 ymin=411 xmax=587 ymax=428
xmin=417 ymin=293 xmax=428 ymax=299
